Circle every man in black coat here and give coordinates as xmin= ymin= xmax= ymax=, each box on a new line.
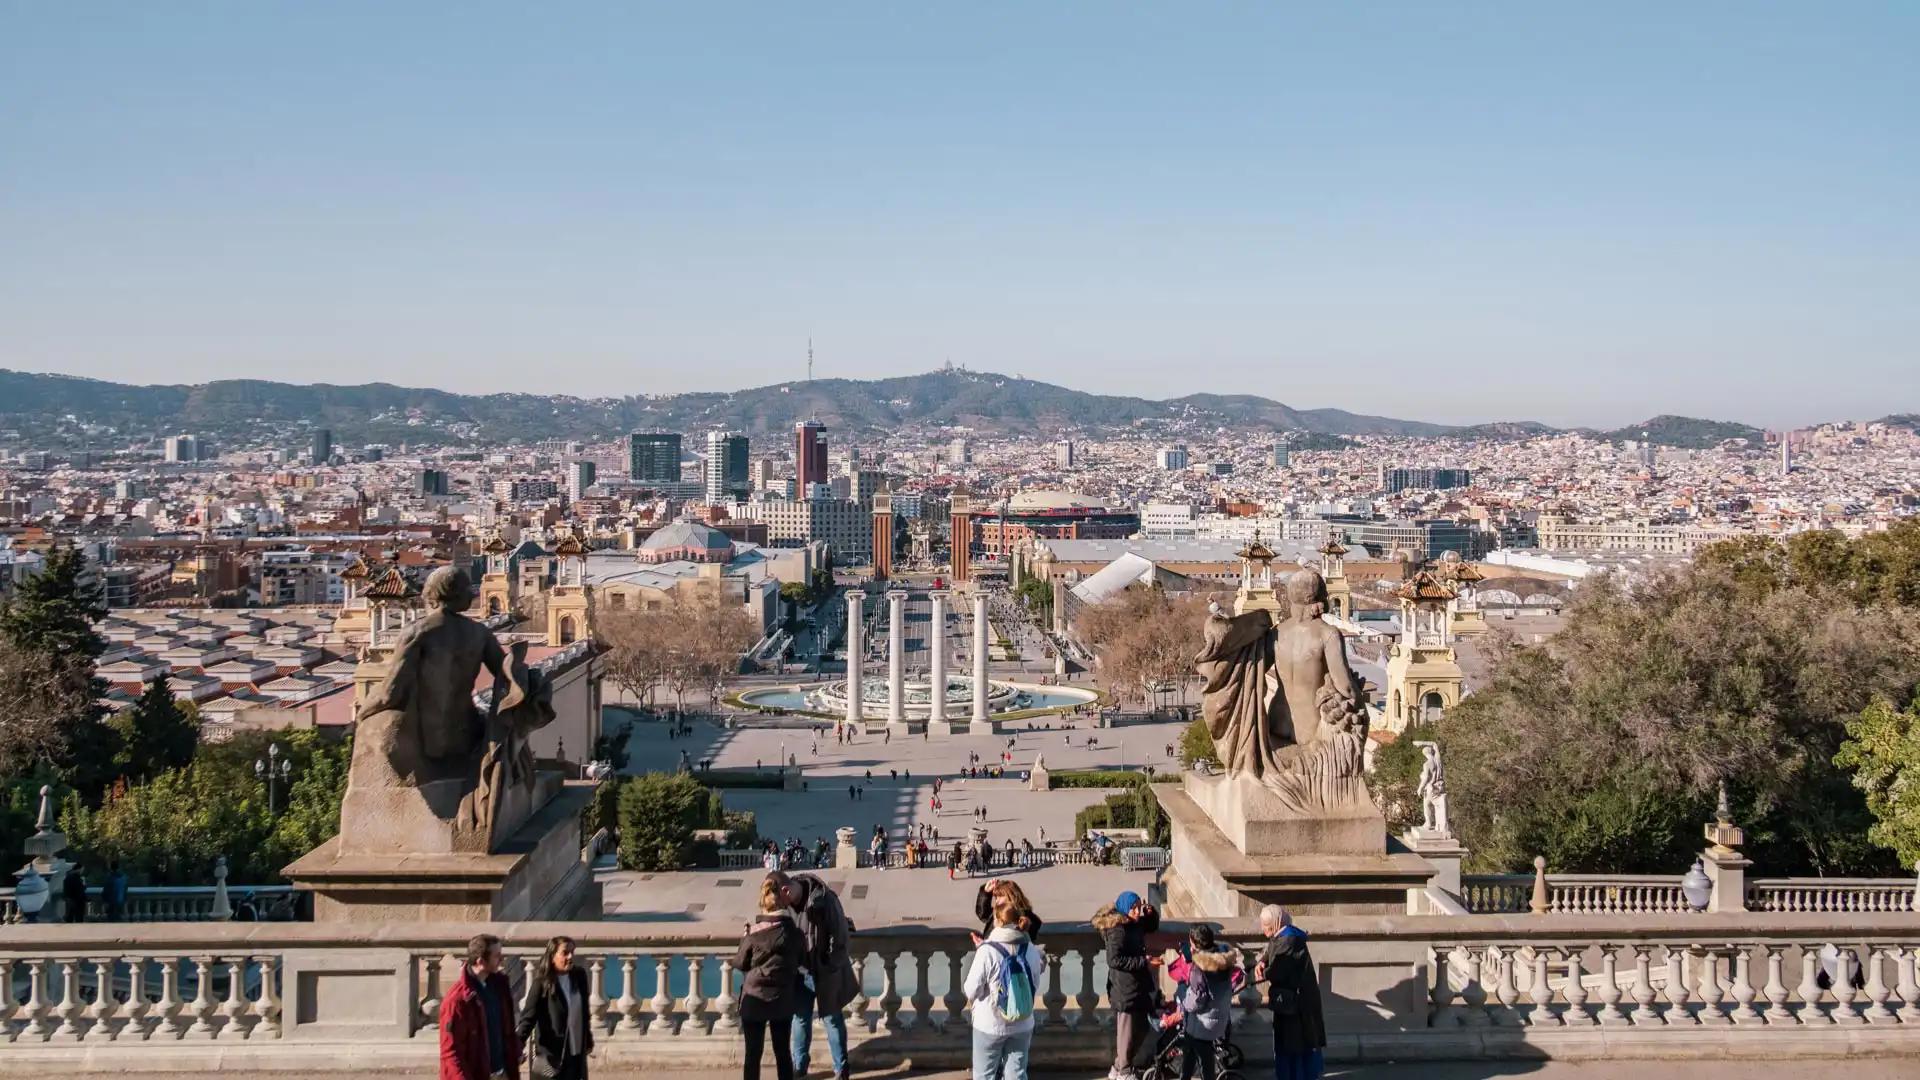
xmin=1094 ymin=890 xmax=1160 ymax=1080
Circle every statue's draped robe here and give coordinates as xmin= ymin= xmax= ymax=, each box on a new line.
xmin=1196 ymin=610 xmax=1290 ymax=779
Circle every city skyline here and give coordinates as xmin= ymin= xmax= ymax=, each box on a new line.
xmin=2 ymin=5 xmax=1915 ymax=428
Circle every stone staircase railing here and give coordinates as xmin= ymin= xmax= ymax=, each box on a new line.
xmin=0 ymin=885 xmax=299 ymax=924
xmin=4 ymin=915 xmax=1920 ymax=1068
xmin=1749 ymin=878 xmax=1919 ymax=913
xmin=1461 ymin=871 xmax=1920 ymax=916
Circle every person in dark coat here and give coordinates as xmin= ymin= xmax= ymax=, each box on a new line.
xmin=1094 ymin=890 xmax=1161 ymax=1080
xmin=972 ymin=878 xmax=1044 ymax=942
xmin=62 ymin=866 xmax=88 ymax=923
xmin=441 ymin=934 xmax=524 ymax=1080
xmin=735 ymin=879 xmax=805 ymax=1080
xmin=769 ymin=871 xmax=858 ymax=1080
xmin=1255 ymin=906 xmax=1326 ymax=1080
xmin=517 ymin=935 xmax=594 ymax=1079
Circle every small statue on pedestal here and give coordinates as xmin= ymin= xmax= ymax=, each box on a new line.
xmin=1414 ymin=740 xmax=1450 ymax=837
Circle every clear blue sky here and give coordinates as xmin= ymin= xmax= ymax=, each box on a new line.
xmin=2 ymin=3 xmax=1913 ymax=428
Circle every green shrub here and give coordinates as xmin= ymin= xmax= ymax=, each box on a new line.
xmin=616 ymin=772 xmax=712 ymax=871
xmin=1074 ymin=803 xmax=1111 ymax=838
xmin=1178 ymin=717 xmax=1217 ymax=767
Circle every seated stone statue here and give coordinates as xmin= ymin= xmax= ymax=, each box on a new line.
xmin=340 ymin=567 xmax=557 ymax=855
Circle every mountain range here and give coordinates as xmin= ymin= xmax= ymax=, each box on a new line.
xmin=0 ymin=367 xmax=1768 ymax=449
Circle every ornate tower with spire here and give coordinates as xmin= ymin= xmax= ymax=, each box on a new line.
xmin=545 ymin=526 xmax=591 ymax=646
xmin=478 ymin=531 xmax=515 ymax=618
xmin=1318 ymin=538 xmax=1352 ymax=621
xmin=1383 ymin=569 xmax=1464 ymax=733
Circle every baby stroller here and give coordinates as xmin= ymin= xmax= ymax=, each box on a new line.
xmin=1139 ymin=957 xmax=1246 ymax=1080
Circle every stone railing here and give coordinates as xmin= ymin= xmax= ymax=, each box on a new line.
xmin=1462 ymin=872 xmax=1920 ymax=916
xmin=0 ymin=885 xmax=299 ymax=924
xmin=3 ymin=915 xmax=1919 ymax=1069
xmin=720 ymin=848 xmax=1103 ymax=871
xmin=1750 ymin=878 xmax=1919 ymax=914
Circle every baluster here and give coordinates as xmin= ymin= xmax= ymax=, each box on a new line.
xmin=1595 ymin=946 xmax=1626 ymax=1025
xmin=254 ymin=955 xmax=281 ymax=1039
xmin=682 ymin=955 xmax=706 ymax=1035
xmin=1863 ymin=947 xmax=1895 ymax=1023
xmin=945 ymin=949 xmax=971 ymax=1033
xmin=154 ymin=956 xmax=188 ymax=1039
xmin=0 ymin=957 xmax=16 ymax=1037
xmin=417 ymin=954 xmax=451 ymax=1040
xmin=611 ymin=954 xmax=643 ymax=1037
xmin=585 ymin=954 xmax=610 ymax=1036
xmin=1527 ymin=948 xmax=1558 ymax=1026
xmin=1797 ymin=947 xmax=1832 ymax=1025
xmin=1074 ymin=948 xmax=1101 ymax=1029
xmin=1832 ymin=945 xmax=1865 ymax=1025
xmin=22 ymin=958 xmax=54 ymax=1041
xmin=51 ymin=957 xmax=86 ymax=1041
xmin=185 ymin=955 xmax=220 ymax=1038
xmin=909 ymin=950 xmax=934 ymax=1031
xmin=648 ymin=955 xmax=675 ymax=1035
xmin=711 ymin=956 xmax=740 ymax=1034
xmin=83 ymin=956 xmax=118 ymax=1041
xmin=1429 ymin=946 xmax=1457 ymax=1027
xmin=1561 ymin=951 xmax=1593 ymax=1026
xmin=1896 ymin=946 xmax=1920 ymax=1024
xmin=1664 ymin=947 xmax=1695 ymax=1025
xmin=221 ymin=957 xmax=251 ymax=1037
xmin=1490 ymin=946 xmax=1521 ymax=1026
xmin=1694 ymin=948 xmax=1728 ymax=1025
xmin=1629 ymin=945 xmax=1659 ymax=1025
xmin=1761 ymin=946 xmax=1793 ymax=1025
xmin=1458 ymin=947 xmax=1490 ymax=1027
xmin=848 ymin=952 xmax=871 ymax=1032
xmin=879 ymin=949 xmax=903 ymax=1032
xmin=1728 ymin=945 xmax=1760 ymax=1024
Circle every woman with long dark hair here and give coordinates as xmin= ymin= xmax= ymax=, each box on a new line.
xmin=517 ymin=935 xmax=595 ymax=1079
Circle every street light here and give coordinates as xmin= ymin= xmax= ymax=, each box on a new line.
xmin=255 ymin=743 xmax=293 ymax=816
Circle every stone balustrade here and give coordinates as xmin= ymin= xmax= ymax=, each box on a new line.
xmin=3 ymin=914 xmax=1920 ymax=1069
xmin=1462 ymin=872 xmax=1920 ymax=916
xmin=718 ymin=848 xmax=1102 ymax=870
xmin=0 ymin=885 xmax=299 ymax=924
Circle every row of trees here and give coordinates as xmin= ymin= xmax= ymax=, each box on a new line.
xmin=1377 ymin=523 xmax=1920 ymax=876
xmin=598 ymin=593 xmax=761 ymax=714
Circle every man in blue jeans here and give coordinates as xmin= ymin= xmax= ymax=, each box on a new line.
xmin=773 ymin=870 xmax=858 ymax=1079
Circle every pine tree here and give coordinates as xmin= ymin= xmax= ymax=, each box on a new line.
xmin=115 ymin=673 xmax=199 ymax=781
xmin=0 ymin=543 xmax=107 ymax=657
xmin=0 ymin=543 xmax=120 ymax=800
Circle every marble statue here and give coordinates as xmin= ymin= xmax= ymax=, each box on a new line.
xmin=1195 ymin=568 xmax=1370 ymax=813
xmin=343 ymin=566 xmax=557 ymax=853
xmin=1414 ymin=740 xmax=1449 ymax=836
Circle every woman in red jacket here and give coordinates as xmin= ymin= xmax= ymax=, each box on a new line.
xmin=441 ymin=934 xmax=524 ymax=1080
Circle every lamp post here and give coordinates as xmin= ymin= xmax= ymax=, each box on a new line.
xmin=255 ymin=743 xmax=293 ymax=816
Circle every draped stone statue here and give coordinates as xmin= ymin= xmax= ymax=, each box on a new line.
xmin=340 ymin=567 xmax=558 ymax=855
xmin=1414 ymin=740 xmax=1450 ymax=837
xmin=1195 ymin=568 xmax=1370 ymax=815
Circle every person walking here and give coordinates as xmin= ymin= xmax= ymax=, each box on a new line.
xmin=1166 ymin=925 xmax=1240 ymax=1080
xmin=1255 ymin=905 xmax=1326 ymax=1080
xmin=1095 ymin=891 xmax=1161 ymax=1080
xmin=440 ymin=934 xmax=523 ymax=1080
xmin=770 ymin=871 xmax=858 ymax=1080
xmin=735 ymin=879 xmax=803 ymax=1080
xmin=516 ymin=936 xmax=594 ymax=1080
xmin=962 ymin=886 xmax=1043 ymax=1080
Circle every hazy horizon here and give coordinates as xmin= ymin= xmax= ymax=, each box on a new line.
xmin=3 ymin=4 xmax=1914 ymax=429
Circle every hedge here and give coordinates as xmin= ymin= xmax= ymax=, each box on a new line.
xmin=1049 ymin=768 xmax=1181 ymax=789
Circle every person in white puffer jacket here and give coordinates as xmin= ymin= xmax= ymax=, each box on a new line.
xmin=962 ymin=886 xmax=1044 ymax=1080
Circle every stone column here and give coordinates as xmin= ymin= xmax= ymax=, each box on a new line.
xmin=1703 ymin=790 xmax=1751 ymax=914
xmin=928 ymin=591 xmax=948 ymax=726
xmin=845 ymin=590 xmax=864 ymax=728
xmin=887 ymin=590 xmax=907 ymax=724
xmin=972 ymin=592 xmax=990 ymax=724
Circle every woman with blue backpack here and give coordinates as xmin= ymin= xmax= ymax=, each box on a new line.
xmin=961 ymin=882 xmax=1043 ymax=1080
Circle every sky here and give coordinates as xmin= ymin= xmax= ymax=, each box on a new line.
xmin=1 ymin=4 xmax=1914 ymax=429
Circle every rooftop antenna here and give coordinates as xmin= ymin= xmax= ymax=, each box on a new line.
xmin=807 ymin=338 xmax=814 ymax=383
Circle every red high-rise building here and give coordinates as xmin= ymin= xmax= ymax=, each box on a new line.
xmin=795 ymin=420 xmax=828 ymax=493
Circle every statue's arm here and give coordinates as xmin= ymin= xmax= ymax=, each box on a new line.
xmin=1322 ymin=630 xmax=1359 ymax=700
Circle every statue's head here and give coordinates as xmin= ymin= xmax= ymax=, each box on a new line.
xmin=423 ymin=566 xmax=475 ymax=613
xmin=1286 ymin=568 xmax=1328 ymax=618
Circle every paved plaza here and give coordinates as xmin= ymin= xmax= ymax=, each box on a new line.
xmin=600 ymin=707 xmax=1193 ymax=926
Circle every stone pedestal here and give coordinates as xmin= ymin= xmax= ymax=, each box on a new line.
xmin=1162 ymin=771 xmax=1431 ymax=917
xmin=1403 ymin=829 xmax=1469 ymax=913
xmin=287 ymin=773 xmax=602 ymax=923
xmin=1703 ymin=818 xmax=1750 ymax=913
xmin=834 ymin=827 xmax=860 ymax=870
